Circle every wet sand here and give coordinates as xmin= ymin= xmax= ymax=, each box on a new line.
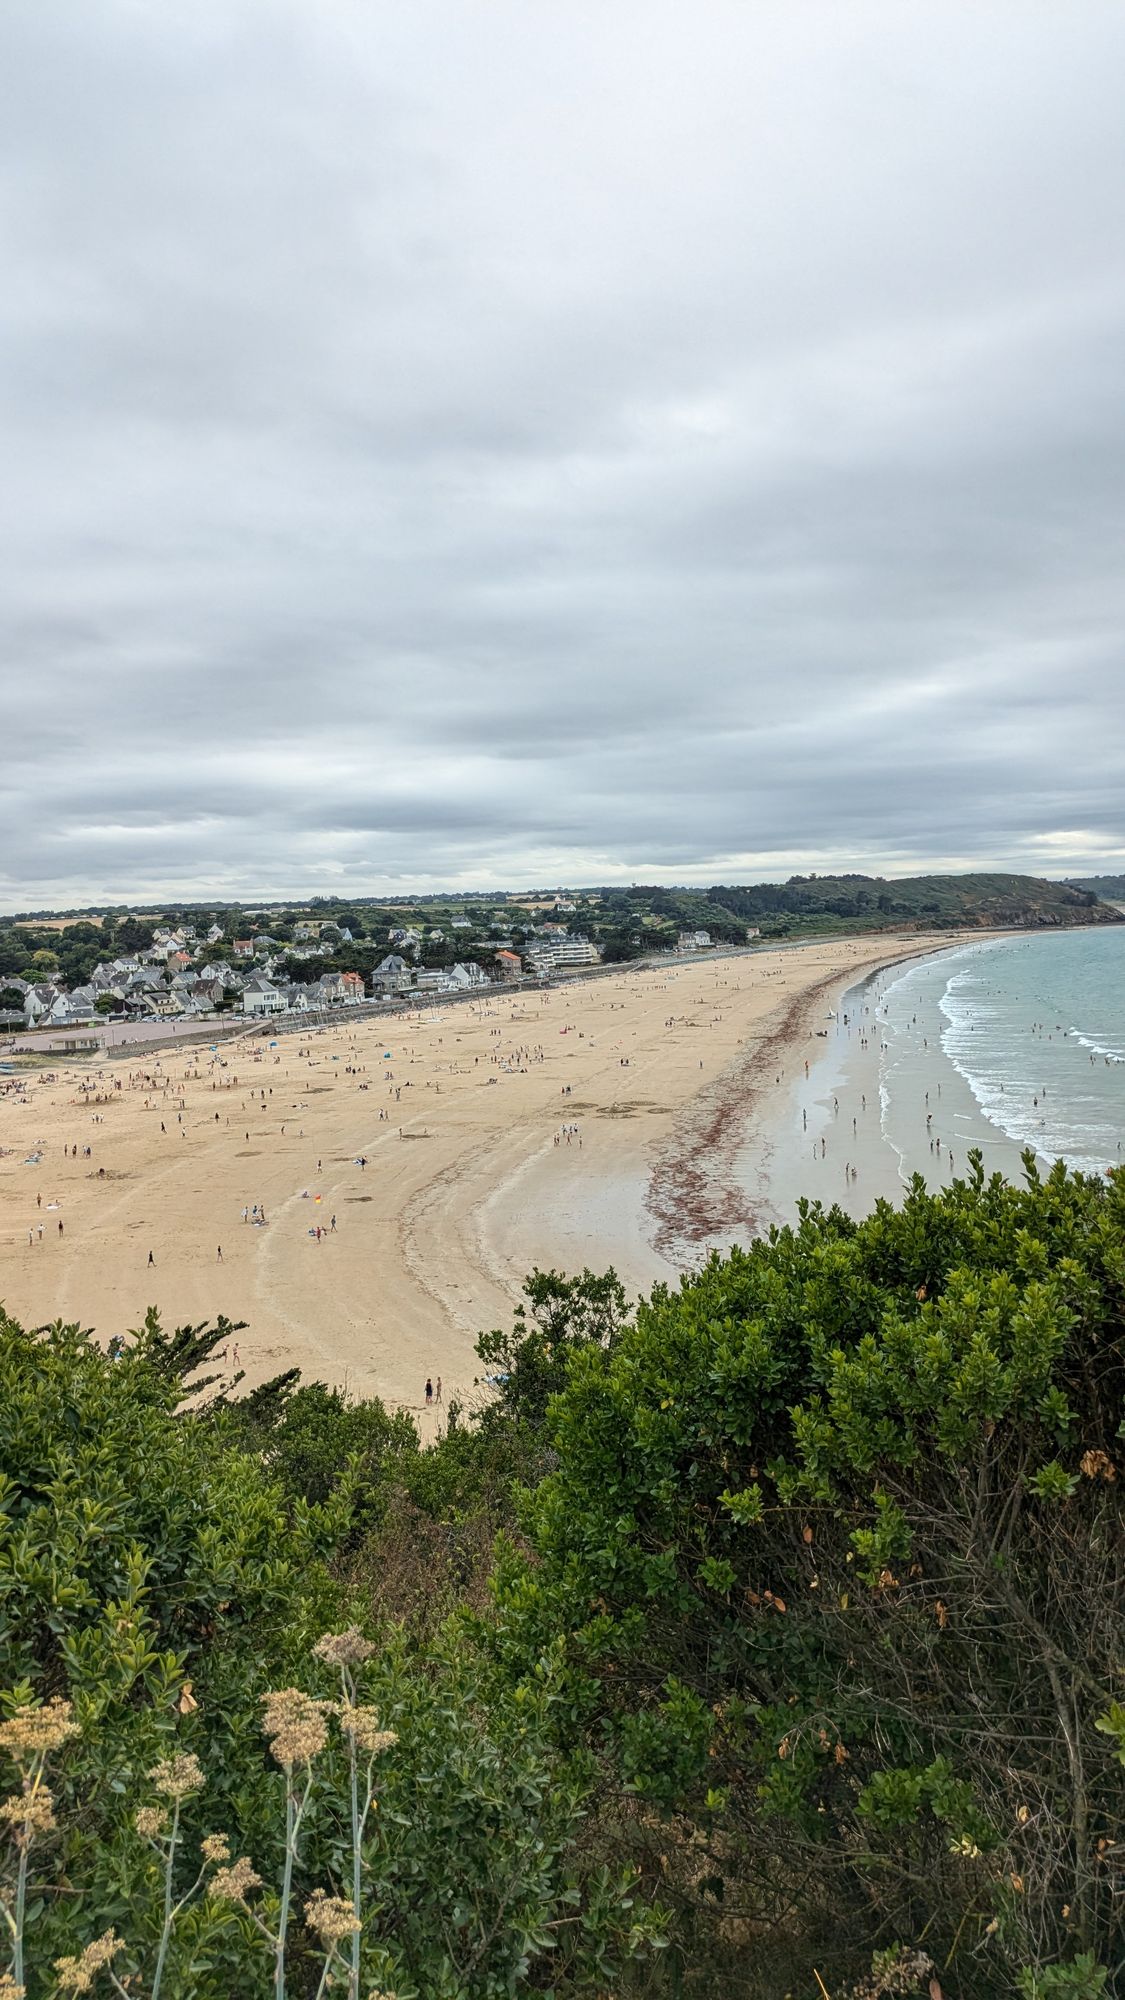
xmin=743 ymin=937 xmax=1061 ymax=1226
xmin=0 ymin=935 xmax=951 ymax=1425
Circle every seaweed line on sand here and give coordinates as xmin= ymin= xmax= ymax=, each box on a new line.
xmin=644 ymin=960 xmax=881 ymax=1264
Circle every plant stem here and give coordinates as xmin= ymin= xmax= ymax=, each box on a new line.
xmin=12 ymin=1829 xmax=29 ymax=1996
xmin=275 ymin=1782 xmax=295 ymax=2000
xmin=314 ymin=1942 xmax=340 ymax=2000
xmin=151 ymin=1799 xmax=181 ymax=2000
xmin=275 ymin=1770 xmax=312 ymax=2000
xmin=344 ymin=1669 xmax=361 ymax=2000
xmin=12 ymin=1757 xmax=44 ymax=1997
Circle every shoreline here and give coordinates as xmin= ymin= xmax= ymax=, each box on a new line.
xmin=1 ymin=935 xmax=951 ymax=1419
xmin=474 ymin=933 xmax=968 ymax=1307
xmin=745 ymin=930 xmax=1117 ymax=1229
xmin=5 ymin=927 xmax=1081 ymax=1424
xmin=643 ymin=937 xmax=959 ymax=1259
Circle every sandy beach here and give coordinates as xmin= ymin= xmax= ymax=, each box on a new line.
xmin=0 ymin=935 xmax=950 ymax=1425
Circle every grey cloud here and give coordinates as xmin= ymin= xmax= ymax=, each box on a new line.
xmin=2 ymin=1 xmax=1125 ymax=909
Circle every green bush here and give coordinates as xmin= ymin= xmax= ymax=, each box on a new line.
xmin=475 ymin=1267 xmax=631 ymax=1438
xmin=0 ymin=1313 xmax=668 ymax=1996
xmin=487 ymin=1156 xmax=1125 ymax=1993
xmin=4 ymin=1150 xmax=1121 ymax=1997
xmin=218 ymin=1374 xmax=418 ymax=1524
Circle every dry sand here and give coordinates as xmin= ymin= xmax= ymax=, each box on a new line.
xmin=0 ymin=936 xmax=945 ymax=1427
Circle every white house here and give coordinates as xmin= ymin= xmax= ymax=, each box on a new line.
xmin=23 ymin=987 xmax=53 ymax=1027
xmin=48 ymin=994 xmax=85 ymax=1026
xmin=676 ymin=930 xmax=712 ymax=951
xmin=527 ymin=937 xmax=601 ymax=974
xmin=242 ymin=975 xmax=287 ymax=1016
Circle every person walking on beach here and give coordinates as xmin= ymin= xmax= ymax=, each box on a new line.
xmin=435 ymin=1376 xmax=442 ymax=1405
xmin=217 ymin=1245 xmax=223 ymax=1262
xmin=147 ymin=1249 xmax=155 ymax=1266
xmin=425 ymin=1377 xmax=433 ymax=1407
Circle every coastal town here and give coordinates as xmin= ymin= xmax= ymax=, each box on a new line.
xmin=2 ymin=868 xmax=1109 ymax=1052
xmin=0 ymin=897 xmax=732 ymax=1045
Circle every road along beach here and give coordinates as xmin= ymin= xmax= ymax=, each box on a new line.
xmin=0 ymin=933 xmax=974 ymax=1425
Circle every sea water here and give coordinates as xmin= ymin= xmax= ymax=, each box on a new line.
xmin=877 ymin=929 xmax=1125 ymax=1180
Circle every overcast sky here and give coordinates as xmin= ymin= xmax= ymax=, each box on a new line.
xmin=3 ymin=2 xmax=1125 ymax=911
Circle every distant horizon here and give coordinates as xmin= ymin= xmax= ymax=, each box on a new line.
xmin=3 ymin=861 xmax=1122 ymax=923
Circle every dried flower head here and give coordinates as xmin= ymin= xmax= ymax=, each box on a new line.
xmin=336 ymin=1705 xmax=397 ymax=1757
xmin=0 ymin=1971 xmax=25 ymax=2000
xmin=201 ymin=1832 xmax=231 ymax=1865
xmin=305 ymin=1889 xmax=361 ymax=1946
xmin=209 ymin=1855 xmax=262 ymax=1906
xmin=313 ymin=1627 xmax=377 ymax=1669
xmin=845 ymin=1945 xmax=934 ymax=2000
xmin=147 ymin=1752 xmax=204 ymax=1801
xmin=0 ymin=1699 xmax=78 ymax=1765
xmin=54 ymin=1930 xmax=123 ymax=1993
xmin=261 ymin=1689 xmax=331 ymax=1768
xmin=0 ymin=1786 xmax=56 ymax=1838
xmin=134 ymin=1806 xmax=168 ymax=1841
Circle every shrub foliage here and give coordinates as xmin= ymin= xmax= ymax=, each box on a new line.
xmin=488 ymin=1156 xmax=1125 ymax=1993
xmin=0 ymin=1309 xmax=665 ymax=1997
xmin=0 ymin=1154 xmax=1121 ymax=1996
